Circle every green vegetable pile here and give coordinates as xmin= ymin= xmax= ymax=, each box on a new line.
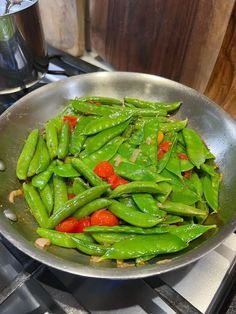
xmin=16 ymin=96 xmax=220 ymax=265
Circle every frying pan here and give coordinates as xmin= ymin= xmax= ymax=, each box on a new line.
xmin=1 ymin=72 xmax=236 ymax=279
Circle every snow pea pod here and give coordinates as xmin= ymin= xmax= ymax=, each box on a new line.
xmin=16 ymin=128 xmax=39 ymax=180
xmin=72 ymin=158 xmax=105 ymax=186
xmin=23 ymin=182 xmax=49 ymax=228
xmin=37 ymin=137 xmax=50 ymax=174
xmin=32 ymin=161 xmax=57 ymax=190
xmin=162 ymin=215 xmax=184 ymax=224
xmin=73 ymin=177 xmax=89 ymax=195
xmin=84 ymin=120 xmax=130 ymax=155
xmin=157 ymin=133 xmax=177 ymax=173
xmin=109 ymin=181 xmax=165 ymax=198
xmin=83 ymin=112 xmax=132 ymax=135
xmin=136 ymin=254 xmax=157 ymax=264
xmin=132 ymin=194 xmax=166 ymax=217
xmin=92 ymin=232 xmax=136 ymax=245
xmin=39 ymin=183 xmax=54 ymax=215
xmin=170 ymin=186 xmax=200 ymax=205
xmin=47 ymin=184 xmax=110 ymax=229
xmin=159 ymin=200 xmax=207 ymax=217
xmin=27 ymin=135 xmax=42 ymax=177
xmin=71 ymin=237 xmax=108 ymax=256
xmin=142 ymin=119 xmax=159 ymax=167
xmin=182 ymin=128 xmax=207 ymax=168
xmin=166 ymin=146 xmax=182 ymax=179
xmin=78 ymin=96 xmax=123 ymax=106
xmin=128 ymin=128 xmax=144 ymax=146
xmin=115 ymin=161 xmax=169 ymax=182
xmin=118 ymin=197 xmax=139 ymax=210
xmin=45 ymin=120 xmax=58 ymax=159
xmin=36 ymin=228 xmax=94 ymax=248
xmin=167 ymin=224 xmax=216 ymax=242
xmin=156 ymin=182 xmax=172 ymax=203
xmin=202 ymin=174 xmax=220 ymax=212
xmin=82 ymin=137 xmax=124 ymax=169
xmin=53 ymin=175 xmax=68 ymax=213
xmin=159 ymin=119 xmax=187 ymax=133
xmin=187 ymin=172 xmax=203 ymax=197
xmin=100 ymin=234 xmax=188 ymax=260
xmin=58 ymin=120 xmax=70 ymax=159
xmin=117 ymin=143 xmax=134 ymax=159
xmin=73 ymin=198 xmax=112 ymax=219
xmin=71 ymin=99 xmax=117 ymax=116
xmin=200 ymin=163 xmax=218 ymax=176
xmin=108 ymin=200 xmax=163 ymax=227
xmin=54 ymin=163 xmax=80 ymax=177
xmin=124 ymin=97 xmax=182 ymax=112
xmin=69 ymin=116 xmax=95 ymax=155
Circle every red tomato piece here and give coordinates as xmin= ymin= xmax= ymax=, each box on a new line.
xmin=55 ymin=217 xmax=79 ymax=233
xmin=107 ymin=174 xmax=129 ymax=189
xmin=91 ymin=209 xmax=119 ymax=226
xmin=182 ymin=170 xmax=192 ymax=179
xmin=75 ymin=217 xmax=91 ymax=233
xmin=63 ymin=115 xmax=78 ymax=132
xmin=68 ymin=193 xmax=76 ymax=199
xmin=93 ymin=161 xmax=115 ymax=179
xmin=157 ymin=149 xmax=165 ymax=160
xmin=178 ymin=153 xmax=188 ymax=160
xmin=159 ymin=140 xmax=172 ymax=152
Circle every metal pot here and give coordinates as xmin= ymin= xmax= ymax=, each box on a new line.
xmin=0 ymin=0 xmax=48 ymax=94
xmin=0 ymin=72 xmax=236 ymax=279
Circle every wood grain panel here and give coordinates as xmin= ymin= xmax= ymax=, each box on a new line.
xmin=205 ymin=5 xmax=236 ymax=118
xmin=39 ymin=0 xmax=85 ymax=56
xmin=89 ymin=0 xmax=234 ymax=92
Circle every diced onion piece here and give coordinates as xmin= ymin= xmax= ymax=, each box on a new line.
xmin=116 ymin=260 xmax=135 ymax=268
xmin=35 ymin=238 xmax=51 ymax=249
xmin=8 ymin=189 xmax=23 ymax=203
xmin=146 ymin=136 xmax=152 ymax=145
xmin=90 ymin=256 xmax=102 ymax=263
xmin=114 ymin=155 xmax=123 ymax=167
xmin=130 ymin=149 xmax=141 ymax=162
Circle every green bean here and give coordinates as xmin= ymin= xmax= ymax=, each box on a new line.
xmin=182 ymin=128 xmax=207 ymax=168
xmin=47 ymin=184 xmax=110 ymax=229
xmin=109 ymin=181 xmax=165 ymax=198
xmin=72 ymin=158 xmax=106 ymax=186
xmin=58 ymin=120 xmax=70 ymax=159
xmin=16 ymin=128 xmax=39 ymax=180
xmin=82 ymin=137 xmax=124 ymax=169
xmin=108 ymin=200 xmax=163 ymax=228
xmin=71 ymin=237 xmax=108 ymax=256
xmin=82 ymin=112 xmax=132 ymax=135
xmin=23 ymin=182 xmax=48 ymax=228
xmin=45 ymin=120 xmax=58 ymax=159
xmin=100 ymin=234 xmax=188 ymax=260
xmin=159 ymin=200 xmax=207 ymax=217
xmin=32 ymin=161 xmax=57 ymax=190
xmin=39 ymin=183 xmax=54 ymax=215
xmin=36 ymin=228 xmax=94 ymax=248
xmin=73 ymin=198 xmax=112 ymax=219
xmin=53 ymin=175 xmax=68 ymax=213
xmin=84 ymin=120 xmax=130 ymax=155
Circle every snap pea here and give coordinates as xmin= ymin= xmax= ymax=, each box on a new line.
xmin=142 ymin=119 xmax=159 ymax=167
xmin=157 ymin=133 xmax=177 ymax=173
xmin=109 ymin=181 xmax=165 ymax=198
xmin=45 ymin=120 xmax=58 ymax=159
xmin=159 ymin=200 xmax=207 ymax=217
xmin=53 ymin=175 xmax=68 ymax=213
xmin=82 ymin=112 xmax=132 ymax=135
xmin=115 ymin=161 xmax=169 ymax=182
xmin=58 ymin=120 xmax=70 ymax=159
xmin=170 ymin=186 xmax=200 ymax=205
xmin=27 ymin=135 xmax=42 ymax=177
xmin=124 ymin=97 xmax=182 ymax=112
xmin=37 ymin=136 xmax=50 ymax=174
xmin=162 ymin=215 xmax=184 ymax=224
xmin=54 ymin=163 xmax=80 ymax=177
xmin=132 ymin=194 xmax=166 ymax=217
xmin=78 ymin=96 xmax=123 ymax=106
xmin=23 ymin=182 xmax=48 ymax=228
xmin=82 ymin=137 xmax=124 ymax=169
xmin=47 ymin=184 xmax=110 ymax=229
xmin=32 ymin=161 xmax=57 ymax=190
xmin=71 ymin=99 xmax=117 ymax=116
xmin=71 ymin=237 xmax=108 ymax=256
xmin=16 ymin=128 xmax=39 ymax=180
xmin=159 ymin=119 xmax=188 ymax=133
xmin=69 ymin=116 xmax=96 ymax=155
xmin=156 ymin=182 xmax=172 ymax=203
xmin=84 ymin=120 xmax=130 ymax=155
xmin=202 ymin=175 xmax=220 ymax=212
xmin=108 ymin=200 xmax=163 ymax=228
xmin=73 ymin=198 xmax=112 ymax=219
xmin=73 ymin=177 xmax=88 ymax=195
xmin=36 ymin=228 xmax=94 ymax=248
xmin=100 ymin=234 xmax=188 ymax=260
xmin=91 ymin=232 xmax=136 ymax=245
xmin=39 ymin=183 xmax=54 ymax=215
xmin=182 ymin=128 xmax=207 ymax=168
xmin=72 ymin=158 xmax=106 ymax=186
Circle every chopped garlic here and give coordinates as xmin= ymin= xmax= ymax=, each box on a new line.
xmin=8 ymin=189 xmax=23 ymax=203
xmin=35 ymin=238 xmax=51 ymax=249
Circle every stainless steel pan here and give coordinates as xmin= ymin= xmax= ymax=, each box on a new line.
xmin=1 ymin=72 xmax=236 ymax=279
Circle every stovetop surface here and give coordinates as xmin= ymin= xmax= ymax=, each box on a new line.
xmin=0 ymin=46 xmax=236 ymax=314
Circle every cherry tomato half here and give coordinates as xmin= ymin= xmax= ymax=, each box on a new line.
xmin=91 ymin=209 xmax=119 ymax=226
xmin=93 ymin=161 xmax=115 ymax=179
xmin=75 ymin=217 xmax=91 ymax=233
xmin=55 ymin=217 xmax=79 ymax=233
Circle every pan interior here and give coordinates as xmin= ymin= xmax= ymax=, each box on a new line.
xmin=1 ymin=72 xmax=236 ymax=278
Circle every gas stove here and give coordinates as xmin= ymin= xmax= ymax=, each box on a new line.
xmin=0 ymin=46 xmax=236 ymax=314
